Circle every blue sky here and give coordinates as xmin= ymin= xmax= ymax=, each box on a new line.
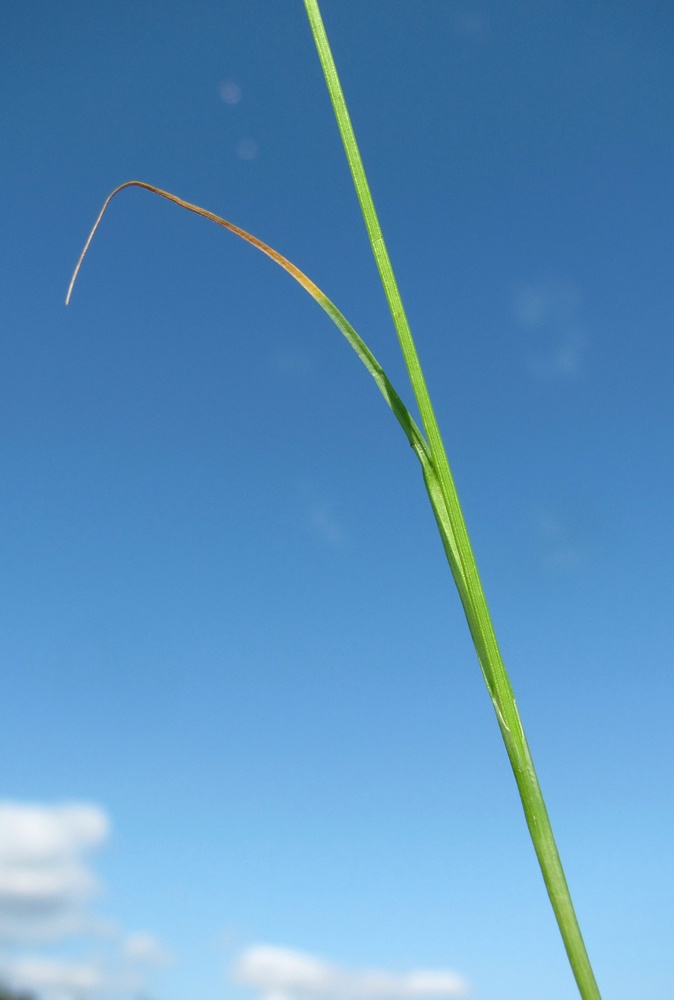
xmin=1 ymin=2 xmax=673 ymax=999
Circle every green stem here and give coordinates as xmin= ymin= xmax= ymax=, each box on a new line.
xmin=303 ymin=3 xmax=602 ymax=998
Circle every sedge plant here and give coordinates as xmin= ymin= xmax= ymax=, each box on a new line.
xmin=66 ymin=3 xmax=603 ymax=998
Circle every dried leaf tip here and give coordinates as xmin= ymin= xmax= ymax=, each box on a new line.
xmin=66 ymin=181 xmax=143 ymax=306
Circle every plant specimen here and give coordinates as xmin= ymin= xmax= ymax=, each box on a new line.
xmin=67 ymin=3 xmax=603 ymax=997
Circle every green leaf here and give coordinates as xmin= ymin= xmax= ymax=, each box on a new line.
xmin=302 ymin=3 xmax=603 ymax=997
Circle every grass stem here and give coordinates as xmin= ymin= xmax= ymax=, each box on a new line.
xmin=303 ymin=2 xmax=602 ymax=997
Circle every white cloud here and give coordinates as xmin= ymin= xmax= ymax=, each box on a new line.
xmin=235 ymin=139 xmax=259 ymax=161
xmin=309 ymin=503 xmax=345 ymax=546
xmin=0 ymin=803 xmax=170 ymax=1000
xmin=453 ymin=8 xmax=489 ymax=41
xmin=233 ymin=945 xmax=469 ymax=1000
xmin=4 ymin=957 xmax=104 ymax=1000
xmin=296 ymin=479 xmax=347 ymax=547
xmin=2 ymin=938 xmax=172 ymax=1000
xmin=534 ymin=509 xmax=585 ymax=571
xmin=123 ymin=931 xmax=172 ymax=967
xmin=0 ymin=804 xmax=108 ymax=865
xmin=513 ymin=280 xmax=585 ymax=379
xmin=0 ymin=804 xmax=108 ymax=942
xmin=266 ymin=348 xmax=314 ymax=378
xmin=220 ymin=81 xmax=242 ymax=105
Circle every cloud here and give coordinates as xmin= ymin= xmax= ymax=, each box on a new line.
xmin=220 ymin=80 xmax=242 ymax=105
xmin=0 ymin=803 xmax=170 ymax=1000
xmin=122 ymin=931 xmax=172 ymax=967
xmin=513 ymin=280 xmax=585 ymax=379
xmin=309 ymin=504 xmax=345 ymax=546
xmin=2 ymin=936 xmax=172 ymax=1000
xmin=266 ymin=348 xmax=314 ymax=379
xmin=534 ymin=509 xmax=585 ymax=571
xmin=0 ymin=804 xmax=108 ymax=942
xmin=452 ymin=8 xmax=489 ymax=41
xmin=233 ymin=945 xmax=469 ymax=1000
xmin=235 ymin=139 xmax=259 ymax=161
xmin=296 ymin=479 xmax=346 ymax=547
xmin=4 ymin=957 xmax=104 ymax=1000
xmin=0 ymin=805 xmax=107 ymax=864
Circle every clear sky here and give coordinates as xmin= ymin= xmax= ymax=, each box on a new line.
xmin=1 ymin=2 xmax=673 ymax=1000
